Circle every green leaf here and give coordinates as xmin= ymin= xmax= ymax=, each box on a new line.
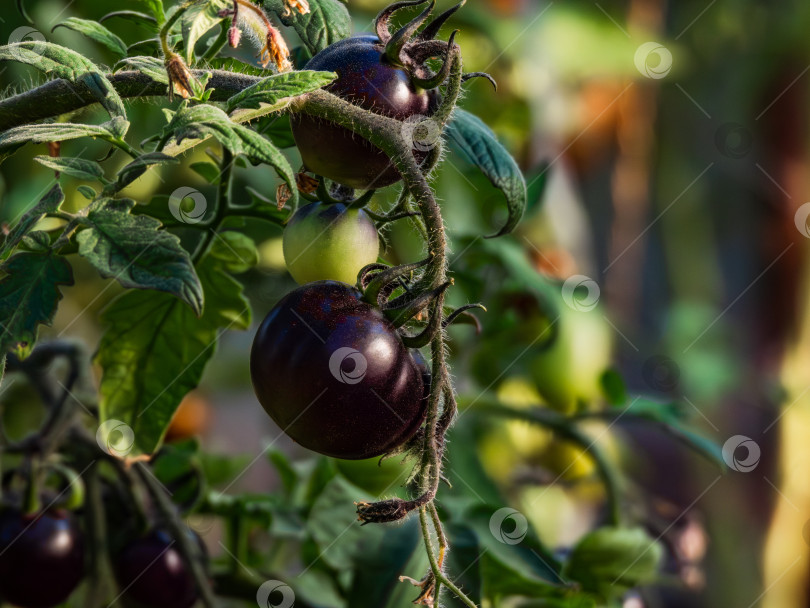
xmin=135 ymin=0 xmax=165 ymax=23
xmin=266 ymin=0 xmax=351 ymax=56
xmin=113 ymin=152 xmax=179 ymax=192
xmin=306 ymin=476 xmax=388 ymax=570
xmin=268 ymin=450 xmax=298 ymax=496
xmin=181 ymin=0 xmax=231 ymax=64
xmin=152 ymin=438 xmax=205 ymax=508
xmin=163 ymin=104 xmax=297 ymax=208
xmin=0 ymin=119 xmax=130 ymax=156
xmin=447 ymin=108 xmax=527 ymax=237
xmin=100 ymin=10 xmax=159 ymax=30
xmin=2 ymin=184 xmax=64 ymax=257
xmin=0 ymin=42 xmax=126 ymax=120
xmin=53 ymin=18 xmax=128 ymax=56
xmin=77 ymin=185 xmax=97 ymax=200
xmin=189 ymin=161 xmax=220 ymax=184
xmin=600 ymin=369 xmax=627 ymax=406
xmin=563 ymin=527 xmax=663 ymax=600
xmin=75 ymin=198 xmax=202 ymax=314
xmin=34 ymin=155 xmax=105 ymax=181
xmin=346 ymin=516 xmax=428 ymax=608
xmin=97 ymin=238 xmax=252 ymax=455
xmin=0 ymin=252 xmax=74 ymax=358
xmin=114 ymin=55 xmax=169 ymax=84
xmin=225 ymin=70 xmax=337 ymax=113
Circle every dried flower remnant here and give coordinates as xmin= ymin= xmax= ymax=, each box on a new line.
xmin=232 ymin=0 xmax=293 ymax=72
xmin=165 ymin=53 xmax=195 ymax=99
xmin=283 ymin=0 xmax=310 ymax=16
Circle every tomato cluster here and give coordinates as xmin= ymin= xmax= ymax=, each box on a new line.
xmin=251 ymin=0 xmax=463 ymax=457
xmin=0 ymin=504 xmax=200 ymax=608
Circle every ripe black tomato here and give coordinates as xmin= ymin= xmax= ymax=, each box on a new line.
xmin=250 ymin=281 xmax=426 ymax=459
xmin=291 ymin=35 xmax=439 ymax=190
xmin=113 ymin=530 xmax=198 ymax=608
xmin=0 ymin=508 xmax=85 ymax=608
xmin=282 ymin=201 xmax=379 ymax=285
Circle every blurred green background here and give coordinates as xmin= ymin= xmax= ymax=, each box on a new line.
xmin=3 ymin=0 xmax=810 ymax=606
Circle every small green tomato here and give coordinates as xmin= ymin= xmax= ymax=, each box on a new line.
xmin=282 ymin=201 xmax=379 ymax=285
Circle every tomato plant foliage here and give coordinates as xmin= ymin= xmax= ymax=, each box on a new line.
xmin=0 ymin=0 xmax=723 ymax=606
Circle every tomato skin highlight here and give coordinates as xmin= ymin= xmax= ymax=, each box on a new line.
xmin=113 ymin=530 xmax=199 ymax=608
xmin=0 ymin=508 xmax=85 ymax=608
xmin=250 ymin=281 xmax=426 ymax=460
xmin=291 ymin=35 xmax=439 ymax=190
xmin=283 ymin=201 xmax=379 ymax=286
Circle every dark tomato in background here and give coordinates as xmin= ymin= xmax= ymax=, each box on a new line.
xmin=113 ymin=530 xmax=198 ymax=608
xmin=0 ymin=508 xmax=85 ymax=608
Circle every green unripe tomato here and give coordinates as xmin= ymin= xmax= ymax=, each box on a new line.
xmin=529 ymin=303 xmax=613 ymax=413
xmin=282 ymin=201 xmax=379 ymax=285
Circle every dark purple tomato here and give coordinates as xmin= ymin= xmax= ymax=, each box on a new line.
xmin=291 ymin=35 xmax=440 ymax=190
xmin=113 ymin=530 xmax=198 ymax=608
xmin=250 ymin=281 xmax=426 ymax=459
xmin=0 ymin=508 xmax=85 ymax=608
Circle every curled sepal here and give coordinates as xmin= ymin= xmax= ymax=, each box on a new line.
xmin=356 ymin=498 xmax=415 ymax=524
xmin=375 ymin=0 xmax=430 ymax=44
xmin=411 ymin=30 xmax=458 ymax=90
xmin=361 ymin=258 xmax=431 ymax=308
xmin=358 ymin=263 xmax=392 ymax=290
xmin=418 ymin=0 xmax=465 ymax=41
xmin=407 ymin=39 xmax=451 ymax=64
xmin=462 ymin=71 xmax=498 ymax=91
xmin=443 ymin=302 xmax=486 ymax=331
xmin=384 ymin=281 xmax=450 ymax=327
xmin=385 ymin=0 xmax=436 ymax=67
